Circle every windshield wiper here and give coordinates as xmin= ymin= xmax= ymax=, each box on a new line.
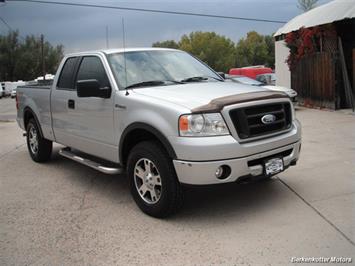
xmin=125 ymin=80 xmax=183 ymax=89
xmin=180 ymin=76 xmax=222 ymax=83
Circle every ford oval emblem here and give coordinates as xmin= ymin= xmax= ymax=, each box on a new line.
xmin=261 ymin=114 xmax=276 ymax=124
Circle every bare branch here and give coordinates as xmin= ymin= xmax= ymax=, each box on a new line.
xmin=297 ymin=0 xmax=318 ymax=12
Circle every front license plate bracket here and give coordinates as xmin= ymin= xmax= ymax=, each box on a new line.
xmin=264 ymin=158 xmax=284 ymax=176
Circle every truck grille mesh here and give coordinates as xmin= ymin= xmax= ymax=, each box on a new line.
xmin=229 ymin=102 xmax=292 ymax=140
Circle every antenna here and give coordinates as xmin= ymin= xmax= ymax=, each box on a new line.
xmin=122 ymin=18 xmax=129 ymax=96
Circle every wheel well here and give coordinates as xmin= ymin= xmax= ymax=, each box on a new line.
xmin=23 ymin=108 xmax=43 ymax=137
xmin=24 ymin=109 xmax=35 ymax=129
xmin=120 ymin=127 xmax=176 ymax=167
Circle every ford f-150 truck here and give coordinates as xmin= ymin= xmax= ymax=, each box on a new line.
xmin=16 ymin=48 xmax=301 ymax=217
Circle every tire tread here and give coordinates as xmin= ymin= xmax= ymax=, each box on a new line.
xmin=127 ymin=141 xmax=183 ymax=218
xmin=26 ymin=118 xmax=52 ymax=163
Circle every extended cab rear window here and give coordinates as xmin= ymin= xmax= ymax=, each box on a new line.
xmin=57 ymin=57 xmax=78 ymax=90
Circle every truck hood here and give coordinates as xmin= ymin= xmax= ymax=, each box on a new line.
xmin=132 ymin=81 xmax=269 ymax=110
xmin=262 ymin=85 xmax=297 ymax=96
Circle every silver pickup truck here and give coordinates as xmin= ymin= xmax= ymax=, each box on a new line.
xmin=16 ymin=48 xmax=301 ymax=217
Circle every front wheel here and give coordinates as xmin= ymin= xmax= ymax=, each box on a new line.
xmin=127 ymin=141 xmax=183 ymax=218
xmin=26 ymin=118 xmax=52 ymax=162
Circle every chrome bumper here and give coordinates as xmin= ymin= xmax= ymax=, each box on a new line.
xmin=173 ymin=140 xmax=301 ymax=185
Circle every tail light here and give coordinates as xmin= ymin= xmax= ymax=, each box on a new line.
xmin=15 ymin=94 xmax=19 ymax=110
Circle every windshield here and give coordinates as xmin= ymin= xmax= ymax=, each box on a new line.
xmin=232 ymin=76 xmax=263 ymax=86
xmin=269 ymin=74 xmax=276 ymax=81
xmin=107 ymin=50 xmax=221 ymax=89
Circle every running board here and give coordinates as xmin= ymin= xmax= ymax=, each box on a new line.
xmin=59 ymin=148 xmax=123 ymax=175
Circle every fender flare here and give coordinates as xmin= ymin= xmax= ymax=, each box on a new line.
xmin=119 ymin=122 xmax=177 ymax=164
xmin=23 ymin=107 xmax=44 ymax=137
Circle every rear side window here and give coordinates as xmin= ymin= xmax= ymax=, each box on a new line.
xmin=76 ymin=56 xmax=110 ymax=88
xmin=57 ymin=57 xmax=77 ymax=90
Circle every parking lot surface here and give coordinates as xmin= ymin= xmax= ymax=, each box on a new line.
xmin=0 ymin=97 xmax=17 ymax=122
xmin=0 ymin=97 xmax=354 ymax=265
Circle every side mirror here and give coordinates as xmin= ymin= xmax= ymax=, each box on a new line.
xmin=76 ymin=79 xmax=111 ymax=98
xmin=217 ymin=72 xmax=225 ymax=79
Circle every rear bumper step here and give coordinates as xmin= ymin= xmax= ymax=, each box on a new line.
xmin=59 ymin=148 xmax=123 ymax=175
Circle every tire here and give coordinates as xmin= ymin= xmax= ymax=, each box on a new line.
xmin=26 ymin=118 xmax=52 ymax=162
xmin=127 ymin=141 xmax=183 ymax=218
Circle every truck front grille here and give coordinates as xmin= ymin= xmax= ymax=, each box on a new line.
xmin=229 ymin=102 xmax=292 ymax=140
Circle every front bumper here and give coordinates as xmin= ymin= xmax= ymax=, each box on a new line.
xmin=173 ymin=139 xmax=301 ymax=185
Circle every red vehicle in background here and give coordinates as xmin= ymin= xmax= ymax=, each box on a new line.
xmin=229 ymin=66 xmax=273 ymax=79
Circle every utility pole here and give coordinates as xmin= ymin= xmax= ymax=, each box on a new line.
xmin=105 ymin=25 xmax=109 ymax=49
xmin=41 ymin=34 xmax=45 ymax=81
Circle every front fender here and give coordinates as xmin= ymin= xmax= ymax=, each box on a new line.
xmin=119 ymin=122 xmax=177 ymax=163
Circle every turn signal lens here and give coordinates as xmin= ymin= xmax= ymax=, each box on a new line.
xmin=179 ymin=115 xmax=189 ymax=131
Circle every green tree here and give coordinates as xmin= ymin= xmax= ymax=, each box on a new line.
xmin=178 ymin=31 xmax=236 ymax=72
xmin=0 ymin=31 xmax=21 ymax=81
xmin=235 ymin=31 xmax=274 ymax=68
xmin=297 ymin=0 xmax=318 ymax=12
xmin=0 ymin=31 xmax=64 ymax=81
xmin=152 ymin=31 xmax=276 ymax=71
xmin=264 ymin=34 xmax=275 ymax=68
xmin=152 ymin=40 xmax=179 ymax=49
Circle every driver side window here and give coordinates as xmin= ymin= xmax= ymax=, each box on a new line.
xmin=76 ymin=56 xmax=110 ymax=88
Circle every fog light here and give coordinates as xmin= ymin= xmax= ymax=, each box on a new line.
xmin=215 ymin=166 xmax=224 ymax=178
xmin=215 ymin=165 xmax=231 ymax=180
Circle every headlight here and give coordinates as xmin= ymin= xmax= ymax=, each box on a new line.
xmin=179 ymin=113 xmax=229 ymax=136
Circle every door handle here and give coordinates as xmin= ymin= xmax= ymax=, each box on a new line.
xmin=68 ymin=99 xmax=75 ymax=109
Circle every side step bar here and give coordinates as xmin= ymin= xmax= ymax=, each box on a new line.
xmin=59 ymin=148 xmax=123 ymax=175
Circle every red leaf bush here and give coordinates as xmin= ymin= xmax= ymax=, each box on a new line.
xmin=284 ymin=25 xmax=336 ymax=69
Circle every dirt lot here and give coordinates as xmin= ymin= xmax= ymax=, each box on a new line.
xmin=0 ymin=97 xmax=354 ymax=265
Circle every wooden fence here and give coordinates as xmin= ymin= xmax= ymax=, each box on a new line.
xmin=291 ymin=52 xmax=338 ymax=109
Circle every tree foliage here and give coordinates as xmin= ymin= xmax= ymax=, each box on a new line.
xmin=235 ymin=31 xmax=275 ymax=68
xmin=297 ymin=0 xmax=318 ymax=12
xmin=152 ymin=40 xmax=179 ymax=49
xmin=152 ymin=31 xmax=275 ymax=72
xmin=0 ymin=31 xmax=64 ymax=81
xmin=152 ymin=32 xmax=236 ymax=72
xmin=179 ymin=32 xmax=236 ymax=72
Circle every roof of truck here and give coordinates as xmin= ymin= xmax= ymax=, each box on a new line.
xmin=66 ymin=47 xmax=179 ymax=57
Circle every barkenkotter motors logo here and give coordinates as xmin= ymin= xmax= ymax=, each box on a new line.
xmin=291 ymin=257 xmax=352 ymax=264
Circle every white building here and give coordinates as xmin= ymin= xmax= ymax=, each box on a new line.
xmin=274 ymin=0 xmax=355 ymax=109
xmin=274 ymin=0 xmax=355 ymax=87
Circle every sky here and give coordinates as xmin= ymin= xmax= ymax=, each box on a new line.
xmin=0 ymin=0 xmax=331 ymax=53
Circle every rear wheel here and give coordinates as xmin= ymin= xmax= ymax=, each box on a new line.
xmin=26 ymin=118 xmax=52 ymax=162
xmin=127 ymin=141 xmax=183 ymax=218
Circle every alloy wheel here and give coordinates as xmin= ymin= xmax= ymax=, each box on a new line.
xmin=134 ymin=158 xmax=162 ymax=204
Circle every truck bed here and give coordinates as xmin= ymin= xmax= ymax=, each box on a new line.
xmin=16 ymin=84 xmax=53 ymax=141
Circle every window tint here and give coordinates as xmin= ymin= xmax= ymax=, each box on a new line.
xmin=76 ymin=56 xmax=109 ymax=88
xmin=57 ymin=57 xmax=77 ymax=89
xmin=108 ymin=50 xmax=220 ymax=89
